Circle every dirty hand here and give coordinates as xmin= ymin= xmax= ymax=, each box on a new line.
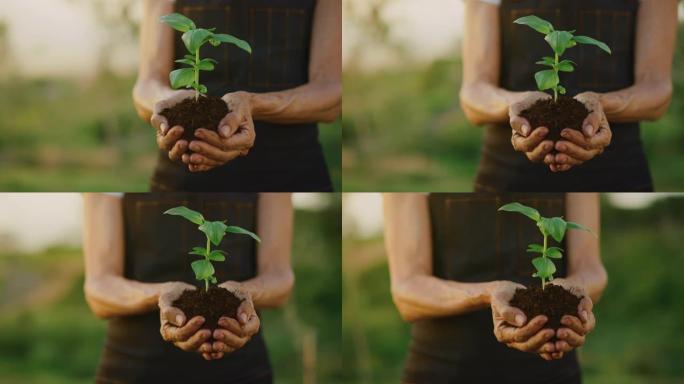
xmin=159 ymin=282 xmax=213 ymax=355
xmin=200 ymin=281 xmax=261 ymax=361
xmin=181 ymin=91 xmax=256 ymax=172
xmin=150 ymin=90 xmax=197 ymax=162
xmin=509 ymin=91 xmax=555 ymax=163
xmin=547 ymin=279 xmax=596 ymax=357
xmin=490 ymin=280 xmax=557 ymax=360
xmin=550 ymin=92 xmax=612 ymax=172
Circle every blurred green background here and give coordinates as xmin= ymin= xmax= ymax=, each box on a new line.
xmin=343 ymin=2 xmax=684 ymax=191
xmin=341 ymin=194 xmax=684 ymax=384
xmin=0 ymin=193 xmax=342 ymax=384
xmin=0 ymin=1 xmax=340 ymax=191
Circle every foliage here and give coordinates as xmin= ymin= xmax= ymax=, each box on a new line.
xmin=514 ymin=15 xmax=611 ymax=102
xmin=498 ymin=202 xmax=594 ymax=289
xmin=164 ymin=206 xmax=260 ymax=291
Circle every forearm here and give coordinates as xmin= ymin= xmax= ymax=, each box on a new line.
xmin=600 ymin=79 xmax=672 ymax=123
xmin=391 ymin=275 xmax=496 ymax=322
xmin=85 ymin=274 xmax=168 ymax=319
xmin=232 ymin=269 xmax=295 ymax=309
xmin=460 ymin=81 xmax=519 ymax=125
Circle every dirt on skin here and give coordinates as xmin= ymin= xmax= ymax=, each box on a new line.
xmin=519 ymin=96 xmax=589 ymax=144
xmin=509 ymin=284 xmax=581 ymax=330
xmin=160 ymin=95 xmax=229 ymax=142
xmin=173 ymin=285 xmax=243 ymax=330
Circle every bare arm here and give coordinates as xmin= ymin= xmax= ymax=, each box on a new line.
xmin=83 ymin=194 xmax=173 ymax=319
xmin=221 ymin=193 xmax=295 ymax=309
xmin=600 ymin=0 xmax=676 ymax=122
xmin=384 ymin=193 xmax=496 ymax=322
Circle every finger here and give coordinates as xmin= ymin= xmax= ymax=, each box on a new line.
xmin=212 ymin=352 xmax=224 ymax=360
xmin=510 ymin=115 xmax=532 ymax=137
xmin=202 ymin=352 xmax=213 ymax=361
xmin=511 ymin=127 xmax=548 ymax=153
xmin=543 ymin=153 xmax=555 ymax=165
xmin=554 ymin=340 xmax=573 ymax=353
xmin=540 ymin=353 xmax=553 ymax=361
xmin=159 ymin=126 xmax=184 ymax=151
xmin=194 ymin=128 xmax=225 ymax=149
xmin=513 ymin=315 xmax=548 ymax=342
xmin=557 ymin=328 xmax=585 ymax=347
xmin=553 ymin=153 xmax=582 ymax=166
xmin=516 ymin=328 xmax=556 ymax=352
xmin=175 ymin=328 xmax=212 ymax=351
xmin=551 ymin=352 xmax=565 ymax=360
xmin=499 ymin=304 xmax=527 ymax=328
xmin=582 ymin=111 xmax=601 ymax=137
xmin=212 ymin=341 xmax=236 ymax=354
xmin=218 ymin=113 xmax=242 ymax=138
xmin=199 ymin=342 xmax=213 ymax=354
xmin=188 ymin=140 xmax=237 ymax=162
xmin=218 ymin=316 xmax=245 ymax=337
xmin=168 ymin=140 xmax=188 ymax=162
xmin=584 ymin=310 xmax=596 ymax=334
xmin=162 ymin=316 xmax=205 ymax=342
xmin=150 ymin=114 xmax=169 ymax=135
xmin=242 ymin=314 xmax=260 ymax=337
xmin=590 ymin=124 xmax=612 ymax=149
xmin=560 ymin=129 xmax=589 ymax=147
xmin=187 ymin=153 xmax=225 ymax=167
xmin=561 ymin=315 xmax=586 ymax=335
xmin=538 ymin=341 xmax=556 ymax=354
xmin=223 ymin=125 xmax=254 ymax=149
xmin=555 ymin=141 xmax=594 ymax=162
xmin=188 ymin=164 xmax=215 ymax=172
xmin=160 ymin=305 xmax=186 ymax=328
xmin=526 ymin=140 xmax=554 ymax=163
xmin=213 ymin=329 xmax=248 ymax=349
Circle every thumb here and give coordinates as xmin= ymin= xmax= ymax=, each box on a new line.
xmin=161 ymin=306 xmax=186 ymax=327
xmin=582 ymin=111 xmax=600 ymax=137
xmin=501 ymin=304 xmax=526 ymax=327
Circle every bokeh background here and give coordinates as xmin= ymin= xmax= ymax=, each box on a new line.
xmin=342 ymin=193 xmax=684 ymax=384
xmin=0 ymin=0 xmax=341 ymax=191
xmin=0 ymin=193 xmax=342 ymax=384
xmin=343 ymin=0 xmax=684 ymax=191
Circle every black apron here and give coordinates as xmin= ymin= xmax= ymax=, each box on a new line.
xmin=475 ymin=0 xmax=653 ymax=192
xmin=95 ymin=193 xmax=272 ymax=384
xmin=403 ymin=193 xmax=581 ymax=384
xmin=151 ymin=0 xmax=333 ymax=192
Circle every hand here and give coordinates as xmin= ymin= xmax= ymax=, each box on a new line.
xmin=201 ymin=281 xmax=261 ymax=361
xmin=150 ymin=90 xmax=196 ymax=162
xmin=548 ymin=279 xmax=596 ymax=357
xmin=550 ymin=92 xmax=612 ymax=172
xmin=490 ymin=280 xmax=557 ymax=360
xmin=158 ymin=282 xmax=213 ymax=355
xmin=509 ymin=92 xmax=555 ymax=163
xmin=181 ymin=91 xmax=256 ymax=172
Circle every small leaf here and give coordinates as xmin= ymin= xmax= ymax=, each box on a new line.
xmin=226 ymin=226 xmax=261 ymax=242
xmin=189 ymin=247 xmax=207 ymax=257
xmin=184 ymin=54 xmax=196 ymax=61
xmin=197 ymin=84 xmax=208 ymax=94
xmin=558 ymin=85 xmax=567 ymax=95
xmin=164 ymin=206 xmax=204 ymax=225
xmin=169 ymin=68 xmax=195 ymax=89
xmin=197 ymin=58 xmax=215 ymax=71
xmin=209 ymin=38 xmax=221 ymax=47
xmin=513 ymin=15 xmax=554 ymax=35
xmin=540 ymin=217 xmax=568 ymax=243
xmin=546 ymin=247 xmax=563 ymax=259
xmin=535 ymin=56 xmax=555 ymax=67
xmin=211 ymin=33 xmax=252 ymax=54
xmin=160 ymin=13 xmax=196 ymax=32
xmin=557 ymin=60 xmax=575 ymax=72
xmin=175 ymin=58 xmax=196 ymax=66
xmin=210 ymin=276 xmax=218 ymax=284
xmin=182 ymin=28 xmax=213 ymax=53
xmin=498 ymin=202 xmax=541 ymax=222
xmin=207 ymin=250 xmax=227 ymax=261
xmin=567 ymin=221 xmax=597 ymax=237
xmin=526 ymin=244 xmax=544 ymax=253
xmin=199 ymin=220 xmax=228 ymax=246
xmin=545 ymin=30 xmax=574 ymax=55
xmin=191 ymin=259 xmax=214 ymax=280
xmin=573 ymin=35 xmax=612 ymax=54
xmin=534 ymin=69 xmax=559 ymax=91
xmin=532 ymin=257 xmax=556 ymax=278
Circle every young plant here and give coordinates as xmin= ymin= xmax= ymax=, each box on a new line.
xmin=514 ymin=15 xmax=611 ymax=102
xmin=160 ymin=13 xmax=252 ymax=102
xmin=164 ymin=206 xmax=260 ymax=292
xmin=498 ymin=202 xmax=595 ymax=290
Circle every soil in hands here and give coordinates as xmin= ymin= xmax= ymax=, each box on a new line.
xmin=160 ymin=95 xmax=229 ymax=142
xmin=519 ymin=96 xmax=589 ymax=143
xmin=509 ymin=284 xmax=581 ymax=329
xmin=172 ymin=286 xmax=243 ymax=329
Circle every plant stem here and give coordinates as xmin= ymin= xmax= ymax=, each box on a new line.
xmin=541 ymin=234 xmax=548 ymax=290
xmin=553 ymin=53 xmax=559 ymax=103
xmin=205 ymin=236 xmax=211 ymax=292
xmin=194 ymin=49 xmax=200 ymax=102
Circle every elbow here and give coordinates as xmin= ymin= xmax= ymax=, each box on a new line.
xmin=84 ymin=279 xmax=115 ymax=319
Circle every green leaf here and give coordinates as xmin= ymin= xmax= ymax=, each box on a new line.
xmin=184 ymin=54 xmax=196 ymax=61
xmin=498 ymin=202 xmax=541 ymax=222
xmin=526 ymin=243 xmax=544 ymax=253
xmin=534 ymin=69 xmax=559 ymax=91
xmin=210 ymin=276 xmax=218 ymax=284
xmin=540 ymin=217 xmax=568 ymax=243
xmin=532 ymin=257 xmax=556 ymax=278
xmin=196 ymin=84 xmax=208 ymax=94
xmin=211 ymin=33 xmax=253 ymax=54
xmin=160 ymin=13 xmax=196 ymax=32
xmin=226 ymin=226 xmax=261 ymax=242
xmin=169 ymin=68 xmax=195 ymax=89
xmin=175 ymin=58 xmax=196 ymax=67
xmin=545 ymin=30 xmax=574 ymax=55
xmin=557 ymin=59 xmax=575 ymax=72
xmin=207 ymin=250 xmax=227 ymax=261
xmin=535 ymin=56 xmax=555 ymax=67
xmin=189 ymin=246 xmax=207 ymax=257
xmin=567 ymin=221 xmax=597 ymax=237
xmin=164 ymin=206 xmax=204 ymax=225
xmin=182 ymin=28 xmax=213 ymax=53
xmin=546 ymin=247 xmax=563 ymax=259
xmin=558 ymin=85 xmax=567 ymax=95
xmin=513 ymin=15 xmax=554 ymax=35
xmin=573 ymin=35 xmax=612 ymax=54
xmin=199 ymin=220 xmax=228 ymax=246
xmin=191 ymin=259 xmax=214 ymax=280
xmin=197 ymin=58 xmax=215 ymax=71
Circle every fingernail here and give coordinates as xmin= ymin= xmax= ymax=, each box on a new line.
xmin=522 ymin=124 xmax=530 ymax=136
xmin=240 ymin=313 xmax=248 ymax=323
xmin=582 ymin=310 xmax=588 ymax=321
xmin=160 ymin=123 xmax=168 ymax=134
xmin=583 ymin=124 xmax=594 ymax=136
xmin=515 ymin=314 xmax=525 ymax=326
xmin=176 ymin=315 xmax=183 ymax=325
xmin=558 ymin=144 xmax=565 ymax=151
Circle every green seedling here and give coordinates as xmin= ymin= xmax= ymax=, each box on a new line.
xmin=160 ymin=13 xmax=252 ymax=102
xmin=514 ymin=15 xmax=611 ymax=102
xmin=164 ymin=206 xmax=260 ymax=292
xmin=498 ymin=202 xmax=595 ymax=289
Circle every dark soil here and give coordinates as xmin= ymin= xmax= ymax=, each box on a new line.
xmin=509 ymin=284 xmax=581 ymax=329
xmin=172 ymin=286 xmax=243 ymax=330
xmin=519 ymin=96 xmax=589 ymax=143
xmin=160 ymin=95 xmax=229 ymax=142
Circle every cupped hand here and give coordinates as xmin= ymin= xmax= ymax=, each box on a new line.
xmin=509 ymin=92 xmax=555 ymax=163
xmin=547 ymin=279 xmax=596 ymax=358
xmin=490 ymin=280 xmax=557 ymax=360
xmin=150 ymin=90 xmax=196 ymax=162
xmin=550 ymin=92 xmax=612 ymax=172
xmin=181 ymin=91 xmax=256 ymax=172
xmin=200 ymin=281 xmax=261 ymax=361
xmin=159 ymin=282 xmax=213 ymax=355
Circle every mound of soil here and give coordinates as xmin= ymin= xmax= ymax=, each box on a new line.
xmin=160 ymin=95 xmax=229 ymax=142
xmin=172 ymin=286 xmax=243 ymax=330
xmin=519 ymin=96 xmax=589 ymax=143
xmin=509 ymin=284 xmax=581 ymax=329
